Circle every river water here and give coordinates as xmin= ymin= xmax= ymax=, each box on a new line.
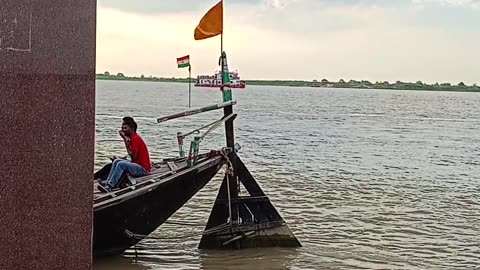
xmin=93 ymin=81 xmax=480 ymax=270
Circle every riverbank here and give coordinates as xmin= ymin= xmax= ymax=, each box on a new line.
xmin=96 ymin=74 xmax=480 ymax=93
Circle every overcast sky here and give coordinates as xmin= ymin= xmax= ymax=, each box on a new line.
xmin=97 ymin=0 xmax=480 ymax=84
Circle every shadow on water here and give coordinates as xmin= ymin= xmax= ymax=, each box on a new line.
xmin=93 ymin=256 xmax=148 ymax=270
xmin=93 ymin=248 xmax=300 ymax=270
xmin=198 ymin=248 xmax=300 ymax=270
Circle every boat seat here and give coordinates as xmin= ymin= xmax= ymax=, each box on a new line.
xmin=118 ymin=171 xmax=146 ymax=188
xmin=125 ymin=175 xmax=137 ymax=185
xmin=166 ymin=161 xmax=179 ymax=172
xmin=121 ymin=165 xmax=160 ymax=187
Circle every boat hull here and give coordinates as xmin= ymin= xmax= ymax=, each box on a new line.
xmin=93 ymin=156 xmax=223 ymax=257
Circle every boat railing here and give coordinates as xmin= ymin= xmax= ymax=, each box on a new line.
xmin=94 ymin=154 xmax=224 ymax=207
xmin=157 ymin=101 xmax=237 ymax=165
xmin=183 ymin=113 xmax=236 ymax=166
xmin=156 ymin=100 xmax=236 ymax=123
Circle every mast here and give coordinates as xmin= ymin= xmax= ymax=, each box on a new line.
xmin=199 ymin=0 xmax=301 ymax=250
xmin=219 ymin=0 xmax=239 ymax=228
xmin=220 ymin=2 xmax=234 ymax=149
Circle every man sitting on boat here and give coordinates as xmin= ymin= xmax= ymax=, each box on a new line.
xmin=99 ymin=116 xmax=151 ymax=192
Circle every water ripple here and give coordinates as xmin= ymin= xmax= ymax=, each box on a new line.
xmin=93 ymin=81 xmax=480 ymax=270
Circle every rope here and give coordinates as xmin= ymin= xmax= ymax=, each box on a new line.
xmin=226 ymin=172 xmax=233 ymax=227
xmin=166 ymin=150 xmax=235 ymax=238
xmin=219 ymin=148 xmax=241 ymax=196
xmin=200 ymin=113 xmax=235 ymax=140
xmin=180 ymin=113 xmax=234 ymax=140
xmin=219 ymin=148 xmax=233 ymax=170
xmin=164 ymin=220 xmax=202 ymax=227
xmin=181 ymin=119 xmax=221 ymax=138
xmin=219 ymin=148 xmax=236 ymax=229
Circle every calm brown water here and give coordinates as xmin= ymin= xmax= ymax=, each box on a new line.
xmin=94 ymin=81 xmax=480 ymax=270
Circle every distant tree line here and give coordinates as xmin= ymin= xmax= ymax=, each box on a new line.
xmin=310 ymin=78 xmax=478 ymax=91
xmin=96 ymin=71 xmax=480 ymax=92
xmin=96 ymin=71 xmax=189 ymax=83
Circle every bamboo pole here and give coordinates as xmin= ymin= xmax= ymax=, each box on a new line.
xmin=156 ymin=100 xmax=237 ymax=123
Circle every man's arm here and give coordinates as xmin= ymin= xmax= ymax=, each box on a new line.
xmin=119 ymin=131 xmax=134 ymax=159
xmin=123 ymin=137 xmax=136 ymax=159
xmin=126 ymin=136 xmax=138 ymax=160
xmin=129 ymin=145 xmax=137 ymax=160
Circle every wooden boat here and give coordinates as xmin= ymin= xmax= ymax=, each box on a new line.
xmin=93 ymin=151 xmax=225 ymax=257
xmin=92 ymin=0 xmax=301 ymax=258
xmin=92 ymin=102 xmax=237 ymax=258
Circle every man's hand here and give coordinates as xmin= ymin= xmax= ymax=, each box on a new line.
xmin=109 ymin=155 xmax=128 ymax=161
xmin=119 ymin=130 xmax=126 ymax=139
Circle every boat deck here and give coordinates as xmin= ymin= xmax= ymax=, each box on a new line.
xmin=93 ymin=159 xmax=187 ymax=201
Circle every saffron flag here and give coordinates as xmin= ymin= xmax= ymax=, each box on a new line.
xmin=194 ymin=1 xmax=223 ymax=40
xmin=177 ymin=55 xmax=190 ymax=68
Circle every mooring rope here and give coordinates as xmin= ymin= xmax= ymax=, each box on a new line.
xmin=164 ymin=220 xmax=202 ymax=227
xmin=161 ymin=149 xmax=240 ymax=238
xmin=219 ymin=148 xmax=238 ymax=230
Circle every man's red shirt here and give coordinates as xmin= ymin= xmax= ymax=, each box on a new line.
xmin=130 ymin=133 xmax=151 ymax=172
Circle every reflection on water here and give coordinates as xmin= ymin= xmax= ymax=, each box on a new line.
xmin=198 ymin=249 xmax=300 ymax=270
xmin=94 ymin=248 xmax=300 ymax=270
xmin=94 ymin=81 xmax=480 ymax=269
xmin=93 ymin=256 xmax=147 ymax=270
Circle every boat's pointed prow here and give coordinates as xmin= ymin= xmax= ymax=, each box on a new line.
xmin=197 ymin=50 xmax=301 ymax=249
xmin=199 ymin=152 xmax=302 ymax=249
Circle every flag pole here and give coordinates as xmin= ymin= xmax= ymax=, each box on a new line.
xmin=220 ymin=1 xmax=224 ymax=80
xmin=220 ymin=0 xmax=224 ymax=88
xmin=219 ymin=0 xmax=239 ymax=231
xmin=198 ymin=0 xmax=302 ymax=251
xmin=188 ymin=65 xmax=191 ymax=108
xmin=220 ymin=32 xmax=223 ymax=90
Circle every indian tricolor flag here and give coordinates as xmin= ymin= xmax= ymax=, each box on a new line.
xmin=177 ymin=55 xmax=190 ymax=68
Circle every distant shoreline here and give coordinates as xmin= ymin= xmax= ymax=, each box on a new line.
xmin=96 ymin=74 xmax=480 ymax=93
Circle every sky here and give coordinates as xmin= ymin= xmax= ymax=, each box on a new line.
xmin=97 ymin=0 xmax=480 ymax=84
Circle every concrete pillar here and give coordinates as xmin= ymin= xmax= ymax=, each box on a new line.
xmin=0 ymin=1 xmax=96 ymax=269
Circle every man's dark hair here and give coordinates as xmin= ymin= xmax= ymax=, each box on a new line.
xmin=122 ymin=116 xmax=137 ymax=132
